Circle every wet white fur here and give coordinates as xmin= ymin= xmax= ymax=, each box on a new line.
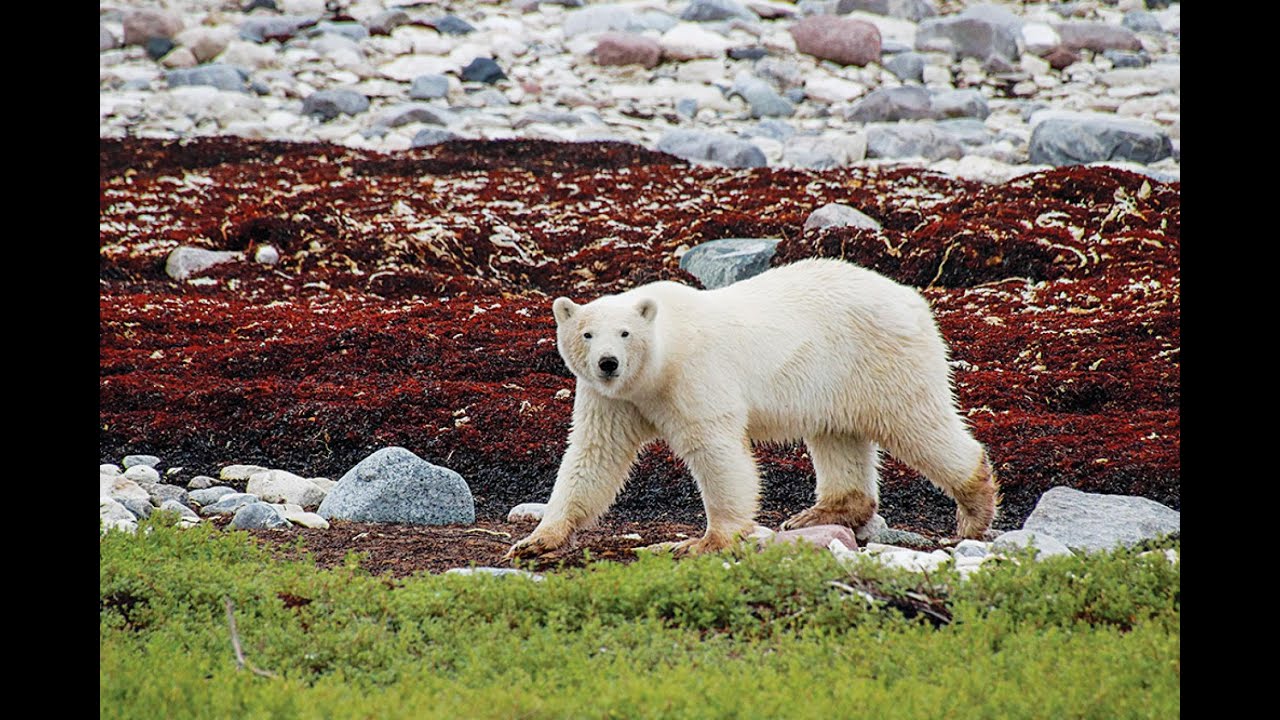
xmin=525 ymin=257 xmax=986 ymax=548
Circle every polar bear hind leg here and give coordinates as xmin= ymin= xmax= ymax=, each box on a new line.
xmin=782 ymin=434 xmax=880 ymax=534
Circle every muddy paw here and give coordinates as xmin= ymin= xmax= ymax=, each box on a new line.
xmin=504 ymin=534 xmax=561 ymax=560
xmin=671 ymin=533 xmax=737 ymax=557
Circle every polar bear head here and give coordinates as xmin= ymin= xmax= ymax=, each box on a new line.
xmin=553 ymin=294 xmax=658 ymax=398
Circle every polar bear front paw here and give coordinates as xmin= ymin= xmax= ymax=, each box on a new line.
xmin=505 ymin=532 xmax=565 ymax=560
xmin=671 ymin=533 xmax=738 ymax=556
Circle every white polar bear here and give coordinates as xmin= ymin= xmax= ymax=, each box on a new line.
xmin=507 ymin=257 xmax=999 ymax=558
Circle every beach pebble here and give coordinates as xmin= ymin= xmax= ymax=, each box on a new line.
xmin=302 ymin=89 xmax=370 ymax=120
xmin=656 ymin=130 xmax=766 ymax=168
xmin=590 ymin=33 xmax=663 ymax=69
xmin=189 ymin=487 xmax=238 ymax=506
xmin=123 ymin=455 xmax=161 ymax=469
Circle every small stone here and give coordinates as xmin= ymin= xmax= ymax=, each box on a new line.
xmin=659 ymin=23 xmax=732 ymax=60
xmin=1104 ymin=50 xmax=1149 ymax=68
xmin=445 ymin=567 xmax=544 ymax=581
xmin=930 ymin=89 xmax=989 ymax=119
xmin=1021 ymin=486 xmax=1180 ymax=553
xmin=1020 ymin=22 xmax=1061 ymax=56
xmin=875 ymin=548 xmax=951 ymax=572
xmin=103 ymin=473 xmax=152 ymax=503
xmin=1053 ymin=21 xmax=1142 ymax=53
xmin=145 ymin=37 xmax=176 ymax=61
xmin=1042 ymin=46 xmax=1080 ymax=70
xmin=1123 ymin=10 xmax=1163 ymax=34
xmin=992 ymin=529 xmax=1073 ymax=559
xmin=410 ymin=74 xmax=451 ymax=100
xmin=681 ymin=0 xmax=757 ymax=22
xmin=952 ymin=539 xmax=989 ymax=558
xmin=730 ymin=73 xmax=795 ymax=118
xmin=200 ymin=492 xmax=261 ymax=517
xmin=160 ymin=47 xmax=198 ymax=69
xmin=302 ymin=89 xmax=370 ymax=120
xmin=189 ymin=486 xmax=238 ymax=506
xmin=782 ymin=135 xmax=866 ymax=169
xmin=166 ymin=64 xmax=249 ymax=92
xmin=411 ymin=128 xmax=461 ymax=147
xmin=101 ymin=497 xmax=139 ymax=531
xmin=789 ymin=16 xmax=882 ymax=66
xmin=229 ymin=502 xmax=292 ymax=529
xmin=591 ymin=33 xmax=663 ymax=69
xmin=247 ymin=470 xmax=328 ymax=507
xmin=239 ymin=15 xmax=316 ymax=44
xmin=120 ymin=498 xmax=154 ymax=520
xmin=313 ymin=21 xmax=368 ymax=42
xmin=866 ymin=122 xmax=964 ymax=161
xmin=188 ymin=475 xmax=216 ymax=490
xmin=282 ymin=510 xmax=330 ymax=529
xmin=507 ymin=503 xmax=548 ymax=522
xmin=868 ymin=527 xmax=938 ymax=550
xmin=767 ymin=524 xmax=858 ymax=550
xmin=744 ymin=119 xmax=796 ymax=142
xmin=679 ymin=238 xmax=781 ymax=289
xmin=429 ymin=15 xmax=476 ymax=36
xmin=123 ymin=9 xmax=184 ymax=46
xmin=804 ymin=203 xmax=881 ymax=232
xmin=844 ymin=86 xmax=932 ymax=122
xmin=366 ymin=10 xmax=410 ymax=36
xmin=101 ymin=25 xmax=119 ymax=52
xmin=915 ymin=12 xmax=1019 ymax=62
xmin=122 ymin=465 xmax=161 ymax=485
xmin=676 ymin=98 xmax=698 ymax=118
xmin=835 ymin=0 xmax=936 ymax=22
xmin=140 ymin=483 xmax=190 ymax=508
xmin=101 ymin=464 xmax=122 ymax=476
xmin=884 ymin=52 xmax=924 ymax=82
xmin=160 ymin=500 xmax=201 ymax=522
xmin=176 ymin=27 xmax=234 ymax=64
xmin=375 ymin=103 xmax=453 ymax=128
xmin=165 ymin=246 xmax=241 ymax=281
xmin=563 ymin=5 xmax=680 ymax=37
xmin=254 ymin=245 xmax=280 ymax=265
xmin=123 ymin=455 xmax=161 ymax=469
xmin=728 ymin=47 xmax=769 ymax=61
xmin=318 ymin=447 xmax=476 ymax=526
xmin=460 ymin=58 xmax=506 ymax=84
xmin=656 ymin=130 xmax=767 ymax=168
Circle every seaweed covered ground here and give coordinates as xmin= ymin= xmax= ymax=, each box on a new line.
xmin=100 ymin=137 xmax=1179 ymax=558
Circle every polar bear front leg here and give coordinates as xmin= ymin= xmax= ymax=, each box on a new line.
xmin=783 ymin=434 xmax=880 ymax=536
xmin=507 ymin=389 xmax=655 ymax=560
xmin=668 ymin=425 xmax=760 ymax=555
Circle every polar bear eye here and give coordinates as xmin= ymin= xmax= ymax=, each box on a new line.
xmin=583 ymin=332 xmax=593 ymax=340
xmin=621 ymin=331 xmax=630 ymax=338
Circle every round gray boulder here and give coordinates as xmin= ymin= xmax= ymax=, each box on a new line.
xmin=318 ymin=447 xmax=475 ymax=525
xmin=679 ymin=238 xmax=781 ymax=289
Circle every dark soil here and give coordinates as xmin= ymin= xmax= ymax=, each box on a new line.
xmin=101 ymin=137 xmax=1179 ymax=574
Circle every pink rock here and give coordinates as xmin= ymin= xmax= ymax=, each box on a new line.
xmin=788 ymin=16 xmax=881 ymax=67
xmin=766 ymin=524 xmax=859 ymax=550
xmin=590 ymin=33 xmax=663 ymax=69
xmin=122 ymin=9 xmax=184 ymax=47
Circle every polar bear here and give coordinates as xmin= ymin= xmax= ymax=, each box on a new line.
xmin=506 ymin=257 xmax=999 ymax=558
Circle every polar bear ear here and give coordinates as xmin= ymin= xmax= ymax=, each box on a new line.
xmin=635 ymin=298 xmax=657 ymax=322
xmin=552 ymin=297 xmax=578 ymax=325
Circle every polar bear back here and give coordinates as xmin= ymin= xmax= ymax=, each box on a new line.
xmin=625 ymin=258 xmax=954 ymax=443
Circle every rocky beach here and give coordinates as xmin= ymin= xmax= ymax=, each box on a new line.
xmin=100 ymin=0 xmax=1180 ymax=573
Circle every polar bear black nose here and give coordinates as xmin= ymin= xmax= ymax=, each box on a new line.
xmin=598 ymin=356 xmax=619 ymax=374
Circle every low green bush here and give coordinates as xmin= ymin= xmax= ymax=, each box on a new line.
xmin=101 ymin=519 xmax=1179 ymax=719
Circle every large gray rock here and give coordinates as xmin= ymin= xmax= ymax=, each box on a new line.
xmin=656 ymin=130 xmax=767 ymax=168
xmin=410 ymin=74 xmax=450 ymax=100
xmin=318 ymin=447 xmax=475 ymax=525
xmin=679 ymin=238 xmax=781 ymax=289
xmin=930 ymin=89 xmax=989 ymax=120
xmin=302 ymin=89 xmax=370 ymax=121
xmin=865 ymin=123 xmax=964 ymax=161
xmin=730 ymin=74 xmax=795 ymax=118
xmin=411 ymin=129 xmax=462 ymax=147
xmin=782 ymin=135 xmax=866 ymax=169
xmin=935 ymin=118 xmax=993 ymax=146
xmin=1029 ymin=114 xmax=1173 ymax=166
xmin=1122 ymin=11 xmax=1163 ymax=35
xmin=681 ymin=0 xmax=756 ymax=22
xmin=123 ymin=454 xmax=161 ymax=469
xmin=993 ymin=529 xmax=1073 ymax=559
xmin=229 ymin=502 xmax=292 ymax=530
xmin=1022 ymin=486 xmax=1180 ymax=553
xmin=165 ymin=246 xmax=241 ymax=281
xmin=120 ymin=497 xmax=154 ymax=520
xmin=883 ymin=52 xmax=925 ymax=83
xmin=563 ymin=5 xmax=679 ymax=37
xmin=166 ymin=64 xmax=249 ymax=92
xmin=122 ymin=465 xmax=161 ymax=485
xmin=804 ymin=203 xmax=881 ymax=231
xmin=915 ymin=11 xmax=1020 ymax=61
xmin=836 ymin=0 xmax=935 ymax=22
xmin=844 ymin=86 xmax=932 ymax=122
xmin=160 ymin=500 xmax=201 ymax=522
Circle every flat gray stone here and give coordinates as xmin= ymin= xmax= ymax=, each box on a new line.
xmin=865 ymin=122 xmax=964 ymax=161
xmin=868 ymin=527 xmax=937 ymax=550
xmin=1022 ymin=486 xmax=1180 ymax=553
xmin=804 ymin=203 xmax=881 ymax=231
xmin=165 ymin=64 xmax=249 ymax=92
xmin=915 ymin=13 xmax=1019 ymax=61
xmin=730 ymin=74 xmax=795 ymax=118
xmin=366 ymin=10 xmax=410 ymax=36
xmin=374 ymin=103 xmax=454 ymax=129
xmin=123 ymin=455 xmax=161 ymax=469
xmin=935 ymin=118 xmax=993 ymax=146
xmin=200 ymin=493 xmax=260 ymax=517
xmin=656 ymin=130 xmax=767 ymax=168
xmin=411 ymin=128 xmax=461 ymax=147
xmin=835 ymin=0 xmax=936 ymax=22
xmin=189 ymin=486 xmax=238 ymax=506
xmin=563 ymin=5 xmax=679 ymax=36
xmin=312 ymin=21 xmax=368 ymax=42
xmin=679 ymin=238 xmax=780 ymax=289
xmin=1053 ymin=21 xmax=1141 ymax=53
xmin=883 ymin=52 xmax=924 ymax=83
xmin=410 ymin=74 xmax=450 ymax=100
xmin=229 ymin=502 xmax=292 ymax=530
xmin=318 ymin=447 xmax=475 ymax=525
xmin=993 ymin=529 xmax=1074 ymax=559
xmin=302 ymin=89 xmax=370 ymax=121
xmin=239 ymin=15 xmax=316 ymax=43
xmin=742 ymin=119 xmax=796 ymax=142
xmin=165 ymin=246 xmax=241 ymax=281
xmin=681 ymin=0 xmax=757 ymax=22
xmin=1122 ymin=11 xmax=1163 ymax=34
xmin=1029 ymin=115 xmax=1173 ymax=166
xmin=220 ymin=464 xmax=269 ymax=481
xmin=188 ymin=475 xmax=216 ymax=490
xmin=953 ymin=539 xmax=990 ymax=558
xmin=930 ymin=89 xmax=989 ymax=119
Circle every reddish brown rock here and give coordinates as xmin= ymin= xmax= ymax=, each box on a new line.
xmin=788 ymin=16 xmax=882 ymax=67
xmin=122 ymin=9 xmax=184 ymax=46
xmin=1053 ymin=21 xmax=1142 ymax=53
xmin=1043 ymin=45 xmax=1081 ymax=70
xmin=590 ymin=32 xmax=663 ymax=69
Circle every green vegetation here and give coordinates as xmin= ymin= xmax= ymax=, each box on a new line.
xmin=101 ymin=518 xmax=1179 ymax=719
